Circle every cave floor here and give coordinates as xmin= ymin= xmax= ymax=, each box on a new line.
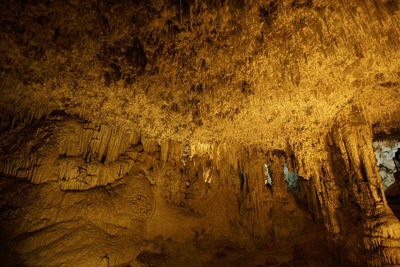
xmin=0 ymin=173 xmax=346 ymax=267
xmin=136 ymin=240 xmax=343 ymax=267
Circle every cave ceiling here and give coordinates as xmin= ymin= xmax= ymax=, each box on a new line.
xmin=1 ymin=0 xmax=400 ymax=149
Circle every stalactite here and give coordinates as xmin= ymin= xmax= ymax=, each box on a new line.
xmin=0 ymin=118 xmax=141 ymax=190
xmin=1 ymin=105 xmax=398 ymax=265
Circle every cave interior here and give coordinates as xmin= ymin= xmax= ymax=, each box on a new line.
xmin=1 ymin=0 xmax=400 ymax=266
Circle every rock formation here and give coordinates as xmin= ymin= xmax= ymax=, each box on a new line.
xmin=1 ymin=0 xmax=400 ymax=266
xmin=373 ymin=139 xmax=400 ymax=189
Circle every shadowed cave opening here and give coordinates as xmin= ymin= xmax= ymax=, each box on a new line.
xmin=283 ymin=164 xmax=298 ymax=192
xmin=373 ymin=134 xmax=400 ymax=218
xmin=373 ymin=138 xmax=400 ymax=190
xmin=263 ymin=163 xmax=298 ymax=191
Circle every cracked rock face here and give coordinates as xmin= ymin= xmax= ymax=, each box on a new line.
xmin=1 ymin=0 xmax=400 ymax=266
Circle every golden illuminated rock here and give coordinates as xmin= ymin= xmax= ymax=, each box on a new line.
xmin=0 ymin=0 xmax=400 ymax=266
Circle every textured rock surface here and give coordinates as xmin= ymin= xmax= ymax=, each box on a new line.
xmin=386 ymin=172 xmax=400 ymax=219
xmin=295 ymin=104 xmax=400 ymax=266
xmin=0 ymin=172 xmax=154 ymax=266
xmin=0 ymin=115 xmax=340 ymax=266
xmin=373 ymin=139 xmax=400 ymax=189
xmin=1 ymin=0 xmax=400 ymax=266
xmin=1 ymin=0 xmax=400 ymax=147
xmin=0 ymin=117 xmax=140 ymax=189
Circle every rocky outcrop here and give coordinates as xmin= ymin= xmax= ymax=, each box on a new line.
xmin=0 ymin=118 xmax=140 ymax=190
xmin=293 ymin=104 xmax=400 ymax=266
xmin=0 ymin=172 xmax=154 ymax=266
